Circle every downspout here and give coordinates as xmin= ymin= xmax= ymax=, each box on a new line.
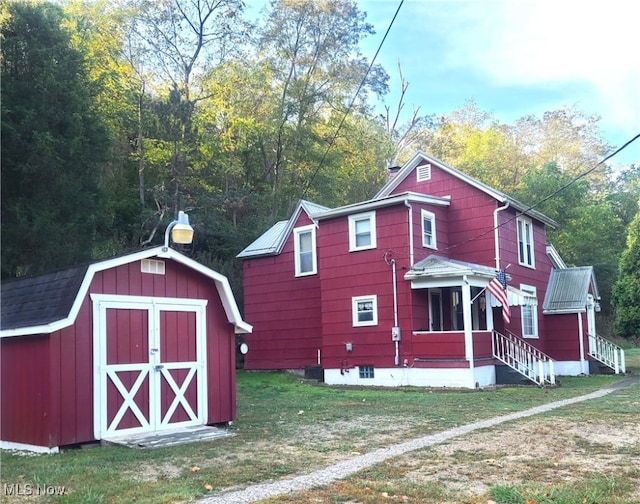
xmin=405 ymin=200 xmax=414 ymax=266
xmin=494 ymin=201 xmax=510 ymax=270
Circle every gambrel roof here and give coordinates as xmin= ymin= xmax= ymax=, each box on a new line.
xmin=543 ymin=266 xmax=599 ymax=314
xmin=1 ymin=265 xmax=88 ymax=331
xmin=376 ymin=151 xmax=558 ymax=229
xmin=1 ymin=247 xmax=252 ymax=337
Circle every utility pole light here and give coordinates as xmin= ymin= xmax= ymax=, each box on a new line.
xmin=163 ymin=211 xmax=194 ymax=251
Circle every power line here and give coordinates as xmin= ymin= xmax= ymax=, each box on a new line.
xmin=300 ymin=0 xmax=405 ymax=199
xmin=442 ymin=133 xmax=640 ymax=254
xmin=384 ymin=133 xmax=640 ymax=263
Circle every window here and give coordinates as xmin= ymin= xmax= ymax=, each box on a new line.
xmin=520 ymin=285 xmax=538 ymax=338
xmin=421 ymin=209 xmax=437 ymax=249
xmin=348 ymin=212 xmax=376 ymax=251
xmin=517 ymin=217 xmax=535 ymax=267
xmin=294 ymin=225 xmax=317 ymax=276
xmin=352 ymin=295 xmax=378 ymax=327
xmin=359 ymin=366 xmax=375 ymax=379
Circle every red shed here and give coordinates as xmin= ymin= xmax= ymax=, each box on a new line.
xmin=0 ymin=247 xmax=251 ymax=453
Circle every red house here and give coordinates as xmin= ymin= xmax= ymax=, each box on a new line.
xmin=1 ymin=247 xmax=252 ymax=453
xmin=238 ymin=151 xmax=625 ymax=388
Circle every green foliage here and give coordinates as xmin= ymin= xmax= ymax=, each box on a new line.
xmin=612 ymin=204 xmax=640 ymax=337
xmin=1 ymin=1 xmax=110 ymax=277
xmin=0 ymin=0 xmax=634 ymax=335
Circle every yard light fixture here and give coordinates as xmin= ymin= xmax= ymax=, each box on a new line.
xmin=163 ymin=211 xmax=194 ymax=251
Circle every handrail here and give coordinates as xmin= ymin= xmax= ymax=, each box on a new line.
xmin=588 ymin=333 xmax=626 ymax=374
xmin=492 ymin=330 xmax=556 ymax=386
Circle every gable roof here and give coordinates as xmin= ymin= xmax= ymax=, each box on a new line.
xmin=237 ymin=192 xmax=450 ymax=259
xmin=1 ymin=247 xmax=252 ymax=337
xmin=313 ymin=192 xmax=450 ymax=221
xmin=376 ymin=150 xmax=557 ymax=229
xmin=237 ymin=200 xmax=331 ymax=258
xmin=543 ymin=266 xmax=599 ymax=314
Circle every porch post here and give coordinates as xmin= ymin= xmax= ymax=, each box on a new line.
xmin=462 ymin=278 xmax=474 ymax=380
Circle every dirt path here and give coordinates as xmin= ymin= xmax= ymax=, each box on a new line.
xmin=198 ymin=377 xmax=640 ymax=504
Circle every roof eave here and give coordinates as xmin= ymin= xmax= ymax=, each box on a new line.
xmin=375 ymin=150 xmax=558 ymax=228
xmin=315 ymin=192 xmax=450 ymax=221
xmin=1 ymin=247 xmax=252 ymax=337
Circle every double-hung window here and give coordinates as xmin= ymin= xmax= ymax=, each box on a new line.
xmin=294 ymin=225 xmax=317 ymax=276
xmin=352 ymin=295 xmax=378 ymax=327
xmin=421 ymin=209 xmax=437 ymax=249
xmin=517 ymin=217 xmax=535 ymax=267
xmin=520 ymin=285 xmax=538 ymax=338
xmin=348 ymin=212 xmax=376 ymax=251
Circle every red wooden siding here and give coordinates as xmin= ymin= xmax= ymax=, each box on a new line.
xmin=543 ymin=312 xmax=587 ymax=361
xmin=390 ymin=161 xmax=498 ymax=264
xmin=242 ymin=212 xmax=323 ymax=370
xmin=0 ymin=335 xmax=52 ymax=447
xmin=318 ymin=206 xmax=414 ymax=370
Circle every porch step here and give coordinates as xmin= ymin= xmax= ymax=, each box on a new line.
xmin=102 ymin=425 xmax=233 ymax=449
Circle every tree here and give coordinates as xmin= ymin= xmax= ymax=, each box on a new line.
xmin=383 ymin=62 xmax=434 ymax=168
xmin=256 ymin=0 xmax=388 ymax=217
xmin=1 ymin=1 xmax=110 ymax=277
xmin=612 ymin=203 xmax=640 ymax=338
xmin=129 ymin=0 xmax=248 ymax=220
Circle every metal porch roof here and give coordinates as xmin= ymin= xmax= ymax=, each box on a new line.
xmin=543 ymin=266 xmax=599 ymax=313
xmin=404 ymin=255 xmax=499 ymax=280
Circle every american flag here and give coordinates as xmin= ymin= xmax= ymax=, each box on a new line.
xmin=487 ymin=270 xmax=510 ymax=324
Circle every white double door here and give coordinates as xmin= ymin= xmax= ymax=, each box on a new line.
xmin=92 ymin=295 xmax=208 ymax=438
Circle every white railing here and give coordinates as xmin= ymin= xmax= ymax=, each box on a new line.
xmin=492 ymin=330 xmax=556 ymax=386
xmin=588 ymin=333 xmax=626 ymax=374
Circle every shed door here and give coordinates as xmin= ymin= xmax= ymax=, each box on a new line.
xmin=92 ymin=295 xmax=208 ymax=438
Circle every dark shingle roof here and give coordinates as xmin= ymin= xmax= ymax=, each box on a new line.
xmin=1 ymin=265 xmax=89 ymax=330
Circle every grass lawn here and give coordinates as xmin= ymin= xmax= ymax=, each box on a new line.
xmin=1 ymin=364 xmax=638 ymax=504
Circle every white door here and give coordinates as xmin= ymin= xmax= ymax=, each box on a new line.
xmin=92 ymin=295 xmax=208 ymax=438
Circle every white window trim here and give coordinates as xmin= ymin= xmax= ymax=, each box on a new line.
xmin=294 ymin=224 xmax=317 ymax=277
xmin=421 ymin=209 xmax=437 ymax=249
xmin=352 ymin=295 xmax=378 ymax=327
xmin=520 ymin=284 xmax=538 ymax=339
xmin=348 ymin=211 xmax=376 ymax=252
xmin=517 ymin=216 xmax=535 ymax=268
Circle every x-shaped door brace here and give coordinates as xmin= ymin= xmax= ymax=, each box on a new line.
xmin=159 ymin=365 xmax=198 ymax=426
xmin=106 ymin=367 xmax=150 ymax=435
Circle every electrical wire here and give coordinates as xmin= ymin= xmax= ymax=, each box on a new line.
xmin=300 ymin=0 xmax=405 ymax=199
xmin=442 ymin=133 xmax=640 ymax=253
xmin=381 ymin=133 xmax=640 ymax=262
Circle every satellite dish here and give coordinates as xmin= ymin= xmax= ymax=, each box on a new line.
xmin=240 ymin=343 xmax=249 ymax=355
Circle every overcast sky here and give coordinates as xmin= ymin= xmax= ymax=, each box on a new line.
xmin=359 ymin=0 xmax=639 ymax=166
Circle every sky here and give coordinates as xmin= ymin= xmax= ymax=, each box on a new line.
xmin=357 ymin=0 xmax=639 ymax=166
xmin=250 ymin=0 xmax=639 ymax=166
